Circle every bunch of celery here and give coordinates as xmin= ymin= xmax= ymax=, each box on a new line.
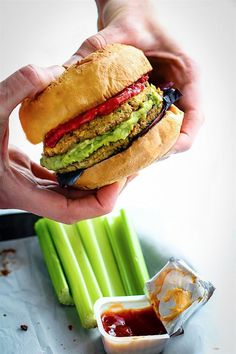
xmin=35 ymin=209 xmax=149 ymax=329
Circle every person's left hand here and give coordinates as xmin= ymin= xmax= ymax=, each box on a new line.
xmin=0 ymin=65 xmax=126 ymax=223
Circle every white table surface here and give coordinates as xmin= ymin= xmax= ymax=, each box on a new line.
xmin=0 ymin=1 xmax=235 ymax=354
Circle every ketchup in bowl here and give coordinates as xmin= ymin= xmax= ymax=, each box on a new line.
xmin=101 ymin=306 xmax=166 ymax=337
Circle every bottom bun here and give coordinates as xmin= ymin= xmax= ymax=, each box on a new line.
xmin=73 ymin=105 xmax=184 ymax=190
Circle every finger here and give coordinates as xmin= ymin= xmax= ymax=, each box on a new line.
xmin=172 ymin=109 xmax=204 ymax=153
xmin=29 ymin=165 xmax=97 ymax=198
xmin=173 ymin=72 xmax=204 ymax=154
xmin=8 ymin=148 xmax=59 ymax=190
xmin=58 ymin=188 xmax=96 ymax=199
xmin=0 ymin=126 xmax=9 ymax=170
xmin=122 ymin=174 xmax=139 ymax=189
xmin=62 ymin=180 xmax=125 ymax=222
xmin=16 ymin=180 xmax=123 ymax=223
xmin=9 ymin=146 xmax=31 ymax=168
xmin=29 ymin=161 xmax=100 ymax=199
xmin=63 ymin=30 xmax=110 ymax=67
xmin=0 ymin=64 xmax=65 ymax=118
xmin=116 ymin=175 xmax=138 ymax=193
xmin=9 ymin=150 xmax=87 ymax=196
xmin=126 ymin=173 xmax=139 ymax=183
xmin=63 ymin=54 xmax=84 ymax=68
xmin=8 ymin=147 xmax=114 ymax=200
xmin=64 ymin=26 xmax=123 ymax=67
xmin=8 ymin=146 xmax=56 ymax=181
xmin=30 ymin=161 xmax=57 ymax=182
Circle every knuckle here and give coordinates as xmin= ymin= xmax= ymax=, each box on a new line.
xmin=182 ymin=138 xmax=193 ymax=152
xmin=0 ymin=99 xmax=9 ymax=118
xmin=0 ymin=79 xmax=12 ymax=115
xmin=59 ymin=199 xmax=80 ymax=224
xmin=63 ymin=216 xmax=76 ymax=225
xmin=58 ymin=212 xmax=75 ymax=225
xmin=185 ymin=141 xmax=193 ymax=152
xmin=184 ymin=56 xmax=200 ymax=79
xmin=76 ymin=30 xmax=110 ymax=58
xmin=19 ymin=64 xmax=44 ymax=93
xmin=0 ymin=64 xmax=45 ymax=113
xmin=85 ymin=33 xmax=108 ymax=51
xmin=100 ymin=201 xmax=114 ymax=216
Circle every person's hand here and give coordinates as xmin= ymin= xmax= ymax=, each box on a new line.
xmin=65 ymin=0 xmax=203 ymax=154
xmin=0 ymin=65 xmax=126 ymax=222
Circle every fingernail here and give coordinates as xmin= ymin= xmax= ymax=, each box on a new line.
xmin=63 ymin=55 xmax=83 ymax=68
xmin=165 ymin=149 xmax=177 ymax=156
xmin=127 ymin=173 xmax=139 ymax=183
xmin=48 ymin=65 xmax=65 ymax=79
xmin=159 ymin=149 xmax=178 ymax=161
xmin=117 ymin=178 xmax=127 ymax=194
xmin=169 ymin=149 xmax=177 ymax=155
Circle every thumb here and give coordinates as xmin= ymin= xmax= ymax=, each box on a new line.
xmin=64 ymin=27 xmax=123 ymax=67
xmin=0 ymin=64 xmax=65 ymax=118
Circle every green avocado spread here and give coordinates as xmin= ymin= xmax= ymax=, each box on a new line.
xmin=41 ymin=88 xmax=162 ymax=171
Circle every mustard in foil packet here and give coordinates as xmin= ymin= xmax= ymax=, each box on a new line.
xmin=145 ymin=257 xmax=215 ymax=336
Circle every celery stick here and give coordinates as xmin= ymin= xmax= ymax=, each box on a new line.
xmin=63 ymin=223 xmax=102 ymax=304
xmin=91 ymin=217 xmax=125 ymax=296
xmin=45 ymin=219 xmax=97 ymax=328
xmin=120 ymin=209 xmax=149 ymax=290
xmin=35 ymin=219 xmax=74 ymax=306
xmin=105 ymin=210 xmax=149 ymax=295
xmin=104 ymin=216 xmax=137 ymax=295
xmin=76 ymin=218 xmax=125 ymax=296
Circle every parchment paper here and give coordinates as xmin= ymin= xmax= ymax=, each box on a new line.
xmin=0 ymin=227 xmax=214 ymax=354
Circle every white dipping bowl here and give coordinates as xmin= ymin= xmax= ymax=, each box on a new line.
xmin=94 ymin=295 xmax=170 ymax=354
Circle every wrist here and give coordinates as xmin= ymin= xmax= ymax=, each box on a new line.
xmin=96 ymin=0 xmax=154 ymax=28
xmin=96 ymin=0 xmax=149 ymax=12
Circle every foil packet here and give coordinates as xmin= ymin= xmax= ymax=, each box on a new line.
xmin=145 ymin=257 xmax=215 ymax=336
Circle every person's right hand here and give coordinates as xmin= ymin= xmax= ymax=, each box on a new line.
xmin=65 ymin=0 xmax=204 ymax=154
xmin=0 ymin=65 xmax=126 ymax=223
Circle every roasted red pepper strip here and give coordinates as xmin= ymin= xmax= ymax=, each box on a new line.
xmin=44 ymin=74 xmax=149 ymax=148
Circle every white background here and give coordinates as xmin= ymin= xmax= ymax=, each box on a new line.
xmin=0 ymin=1 xmax=235 ymax=353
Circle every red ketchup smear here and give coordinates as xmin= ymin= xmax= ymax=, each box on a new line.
xmin=45 ymin=74 xmax=149 ymax=148
xmin=101 ymin=306 xmax=167 ymax=337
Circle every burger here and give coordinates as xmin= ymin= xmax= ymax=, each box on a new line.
xmin=19 ymin=44 xmax=184 ymax=189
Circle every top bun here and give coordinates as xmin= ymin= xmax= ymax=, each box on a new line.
xmin=19 ymin=44 xmax=152 ymax=144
